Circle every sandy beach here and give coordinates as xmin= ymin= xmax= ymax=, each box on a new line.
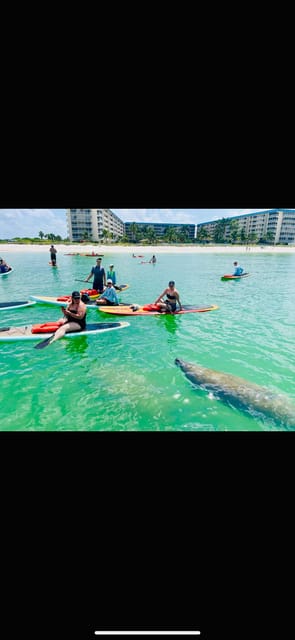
xmin=0 ymin=243 xmax=295 ymax=255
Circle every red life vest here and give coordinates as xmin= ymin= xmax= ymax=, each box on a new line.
xmin=31 ymin=321 xmax=64 ymax=334
xmin=142 ymin=304 xmax=161 ymax=311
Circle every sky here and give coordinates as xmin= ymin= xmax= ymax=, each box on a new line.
xmin=0 ymin=208 xmax=269 ymax=239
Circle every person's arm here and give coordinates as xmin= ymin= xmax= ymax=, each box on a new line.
xmin=64 ymin=303 xmax=86 ymax=320
xmin=103 ymin=268 xmax=106 ymax=287
xmin=85 ymin=269 xmax=93 ymax=283
xmin=175 ymin=292 xmax=182 ymax=310
xmin=154 ymin=289 xmax=166 ymax=304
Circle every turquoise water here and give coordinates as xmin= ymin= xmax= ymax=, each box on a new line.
xmin=1 ymin=250 xmax=294 ymax=430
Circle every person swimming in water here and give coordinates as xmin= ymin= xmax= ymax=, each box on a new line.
xmin=154 ymin=281 xmax=182 ymax=314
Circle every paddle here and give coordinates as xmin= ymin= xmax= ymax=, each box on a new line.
xmin=75 ymin=279 xmax=89 ymax=283
xmin=34 ymin=334 xmax=55 ymax=350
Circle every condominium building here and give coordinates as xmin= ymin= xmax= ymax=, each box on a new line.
xmin=197 ymin=209 xmax=295 ymax=244
xmin=124 ymin=221 xmax=196 ymax=242
xmin=66 ymin=209 xmax=124 ymax=242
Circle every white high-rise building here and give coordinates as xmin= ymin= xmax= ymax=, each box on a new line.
xmin=66 ymin=209 xmax=124 ymax=242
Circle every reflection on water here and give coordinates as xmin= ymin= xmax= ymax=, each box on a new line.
xmin=160 ymin=314 xmax=178 ymax=337
xmin=64 ymin=336 xmax=89 ymax=356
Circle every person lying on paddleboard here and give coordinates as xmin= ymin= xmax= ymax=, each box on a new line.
xmin=233 ymin=261 xmax=244 ymax=276
xmin=48 ymin=291 xmax=87 ymax=344
xmin=154 ymin=281 xmax=182 ymax=314
xmin=95 ymin=280 xmax=119 ymax=306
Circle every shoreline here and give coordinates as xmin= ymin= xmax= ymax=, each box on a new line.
xmin=0 ymin=243 xmax=295 ymax=255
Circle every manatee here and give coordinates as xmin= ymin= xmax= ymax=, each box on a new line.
xmin=175 ymin=358 xmax=295 ymax=429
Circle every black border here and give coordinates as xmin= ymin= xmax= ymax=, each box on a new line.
xmin=1 ymin=141 xmax=292 ymax=637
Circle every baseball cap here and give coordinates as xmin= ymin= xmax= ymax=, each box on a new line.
xmin=107 ymin=279 xmax=113 ymax=284
xmin=72 ymin=291 xmax=81 ymax=298
xmin=110 ymin=264 xmax=114 ymax=267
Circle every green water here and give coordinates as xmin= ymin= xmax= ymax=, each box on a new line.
xmin=1 ymin=250 xmax=294 ymax=430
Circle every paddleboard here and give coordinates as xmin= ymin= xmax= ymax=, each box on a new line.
xmin=0 ymin=300 xmax=36 ymax=311
xmin=49 ymin=262 xmax=58 ymax=267
xmin=0 ymin=267 xmax=14 ymax=277
xmin=30 ymin=295 xmax=102 ymax=309
xmin=97 ymin=304 xmax=219 ymax=316
xmin=221 ymin=273 xmax=250 ymax=281
xmin=79 ymin=253 xmax=104 ymax=257
xmin=0 ymin=321 xmax=129 ymax=342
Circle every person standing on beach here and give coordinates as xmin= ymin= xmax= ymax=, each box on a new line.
xmin=85 ymin=257 xmax=106 ymax=293
xmin=49 ymin=245 xmax=57 ymax=266
xmin=233 ymin=261 xmax=244 ymax=276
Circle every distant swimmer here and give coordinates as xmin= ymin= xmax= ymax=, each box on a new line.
xmin=149 ymin=255 xmax=157 ymax=264
xmin=233 ymin=261 xmax=244 ymax=276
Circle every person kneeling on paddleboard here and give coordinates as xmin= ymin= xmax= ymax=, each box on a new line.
xmin=48 ymin=291 xmax=87 ymax=344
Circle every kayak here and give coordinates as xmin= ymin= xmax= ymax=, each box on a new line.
xmin=97 ymin=304 xmax=219 ymax=316
xmin=0 ymin=267 xmax=14 ymax=277
xmin=0 ymin=300 xmax=36 ymax=311
xmin=221 ymin=273 xmax=250 ymax=281
xmin=79 ymin=253 xmax=104 ymax=257
xmin=0 ymin=321 xmax=129 ymax=342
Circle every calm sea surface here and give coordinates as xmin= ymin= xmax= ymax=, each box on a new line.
xmin=1 ymin=250 xmax=294 ymax=430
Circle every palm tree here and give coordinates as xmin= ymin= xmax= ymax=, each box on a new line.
xmin=39 ymin=231 xmax=45 ymax=240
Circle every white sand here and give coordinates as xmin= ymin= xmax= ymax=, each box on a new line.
xmin=0 ymin=243 xmax=294 ymax=255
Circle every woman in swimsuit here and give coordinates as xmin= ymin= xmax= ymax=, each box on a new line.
xmin=154 ymin=281 xmax=182 ymax=314
xmin=48 ymin=291 xmax=87 ymax=344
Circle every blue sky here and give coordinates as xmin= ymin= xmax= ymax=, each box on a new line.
xmin=0 ymin=208 xmax=268 ymax=239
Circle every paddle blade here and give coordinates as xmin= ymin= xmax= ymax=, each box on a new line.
xmin=34 ymin=334 xmax=55 ymax=350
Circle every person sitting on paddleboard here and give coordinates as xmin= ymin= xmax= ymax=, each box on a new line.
xmin=0 ymin=258 xmax=9 ymax=273
xmin=154 ymin=281 xmax=182 ymax=314
xmin=95 ymin=280 xmax=119 ymax=306
xmin=85 ymin=257 xmax=106 ymax=293
xmin=48 ymin=291 xmax=87 ymax=344
xmin=233 ymin=261 xmax=244 ymax=276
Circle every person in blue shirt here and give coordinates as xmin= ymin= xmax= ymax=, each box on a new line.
xmin=95 ymin=279 xmax=119 ymax=306
xmin=85 ymin=257 xmax=106 ymax=293
xmin=233 ymin=261 xmax=244 ymax=276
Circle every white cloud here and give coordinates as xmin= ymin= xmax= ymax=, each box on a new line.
xmin=0 ymin=209 xmax=67 ymax=239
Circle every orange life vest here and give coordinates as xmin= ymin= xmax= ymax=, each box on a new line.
xmin=31 ymin=321 xmax=64 ymax=334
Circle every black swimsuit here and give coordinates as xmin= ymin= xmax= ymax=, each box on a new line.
xmin=165 ymin=293 xmax=177 ymax=312
xmin=65 ymin=306 xmax=86 ymax=330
